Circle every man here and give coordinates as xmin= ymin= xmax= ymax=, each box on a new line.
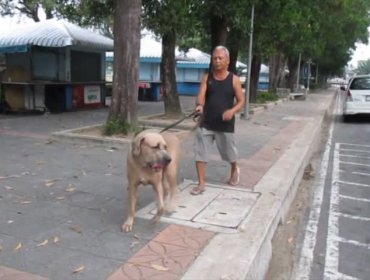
xmin=191 ymin=46 xmax=245 ymax=195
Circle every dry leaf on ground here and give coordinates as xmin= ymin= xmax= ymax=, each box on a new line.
xmin=20 ymin=200 xmax=32 ymax=205
xmin=0 ymin=244 xmax=3 ymax=252
xmin=72 ymin=265 xmax=85 ymax=274
xmin=65 ymin=184 xmax=76 ymax=192
xmin=151 ymin=264 xmax=169 ymax=271
xmin=14 ymin=242 xmax=22 ymax=251
xmin=37 ymin=239 xmax=49 ymax=247
xmin=69 ymin=225 xmax=82 ymax=234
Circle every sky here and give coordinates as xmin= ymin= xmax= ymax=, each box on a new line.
xmin=0 ymin=13 xmax=369 ymax=68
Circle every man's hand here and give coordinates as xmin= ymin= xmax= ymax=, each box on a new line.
xmin=195 ymin=105 xmax=203 ymax=114
xmin=222 ymin=109 xmax=234 ymax=121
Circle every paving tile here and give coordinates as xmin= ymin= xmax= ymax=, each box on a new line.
xmin=107 ymin=263 xmax=178 ymax=280
xmin=0 ymin=266 xmax=47 ymax=280
xmin=238 ymin=121 xmax=305 ymax=188
xmin=127 ymin=241 xmax=197 ymax=275
xmin=153 ymin=224 xmax=215 ymax=250
xmin=108 ymin=225 xmax=214 ymax=279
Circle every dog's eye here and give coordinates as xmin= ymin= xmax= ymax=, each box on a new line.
xmin=153 ymin=144 xmax=161 ymax=149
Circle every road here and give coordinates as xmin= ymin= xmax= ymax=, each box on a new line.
xmin=294 ymin=90 xmax=370 ymax=279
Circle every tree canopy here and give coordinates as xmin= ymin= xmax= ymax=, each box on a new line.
xmin=2 ymin=0 xmax=370 ymax=122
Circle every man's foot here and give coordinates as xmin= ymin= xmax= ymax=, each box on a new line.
xmin=190 ymin=185 xmax=205 ymax=195
xmin=228 ymin=166 xmax=240 ymax=186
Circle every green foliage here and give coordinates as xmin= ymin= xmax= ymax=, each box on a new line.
xmin=255 ymin=92 xmax=279 ymax=104
xmin=103 ymin=118 xmax=144 ymax=136
xmin=355 ymin=59 xmax=370 ymax=75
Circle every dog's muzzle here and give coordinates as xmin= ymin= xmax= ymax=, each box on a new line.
xmin=147 ymin=155 xmax=171 ymax=172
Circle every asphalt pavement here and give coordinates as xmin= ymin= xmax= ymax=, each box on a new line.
xmin=0 ymin=90 xmax=335 ymax=280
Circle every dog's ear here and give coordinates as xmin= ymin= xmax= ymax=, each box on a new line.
xmin=132 ymin=136 xmax=145 ymax=156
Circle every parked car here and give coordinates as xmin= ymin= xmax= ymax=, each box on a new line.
xmin=341 ymin=75 xmax=370 ymax=121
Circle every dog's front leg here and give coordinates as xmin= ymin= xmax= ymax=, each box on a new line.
xmin=122 ymin=182 xmax=139 ymax=232
xmin=152 ymin=181 xmax=165 ymax=223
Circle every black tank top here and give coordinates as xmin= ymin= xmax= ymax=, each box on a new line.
xmin=202 ymin=72 xmax=235 ymax=132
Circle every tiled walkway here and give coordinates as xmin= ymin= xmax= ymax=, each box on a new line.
xmin=108 ymin=225 xmax=214 ymax=280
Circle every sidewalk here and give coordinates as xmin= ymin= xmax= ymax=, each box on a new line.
xmin=0 ymin=89 xmax=336 ymax=280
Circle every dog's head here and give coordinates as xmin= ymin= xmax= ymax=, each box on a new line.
xmin=132 ymin=131 xmax=171 ymax=172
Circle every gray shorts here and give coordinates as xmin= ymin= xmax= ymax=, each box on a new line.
xmin=194 ymin=127 xmax=238 ymax=163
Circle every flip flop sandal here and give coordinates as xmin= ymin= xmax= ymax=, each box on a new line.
xmin=190 ymin=186 xmax=205 ymax=195
xmin=228 ymin=167 xmax=240 ymax=186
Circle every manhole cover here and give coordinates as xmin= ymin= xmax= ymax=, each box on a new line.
xmin=135 ymin=180 xmax=260 ymax=233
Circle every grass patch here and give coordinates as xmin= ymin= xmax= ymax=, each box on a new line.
xmin=256 ymin=91 xmax=279 ymax=104
xmin=103 ymin=118 xmax=145 ymax=136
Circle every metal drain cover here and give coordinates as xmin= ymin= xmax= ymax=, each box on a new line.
xmin=135 ymin=180 xmax=260 ymax=233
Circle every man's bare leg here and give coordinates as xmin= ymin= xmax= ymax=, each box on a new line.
xmin=228 ymin=162 xmax=240 ymax=185
xmin=191 ymin=161 xmax=206 ymax=194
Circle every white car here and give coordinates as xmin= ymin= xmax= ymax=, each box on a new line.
xmin=341 ymin=75 xmax=370 ymax=121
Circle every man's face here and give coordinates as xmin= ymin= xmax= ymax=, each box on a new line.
xmin=212 ymin=49 xmax=229 ymax=71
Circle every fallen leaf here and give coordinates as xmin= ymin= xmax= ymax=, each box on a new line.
xmin=37 ymin=239 xmax=48 ymax=247
xmin=129 ymin=241 xmax=140 ymax=249
xmin=65 ymin=184 xmax=76 ymax=192
xmin=286 ymin=219 xmax=293 ymax=225
xmin=36 ymin=160 xmax=46 ymax=165
xmin=72 ymin=265 xmax=85 ymax=274
xmin=288 ymin=237 xmax=294 ymax=244
xmin=14 ymin=242 xmax=22 ymax=251
xmin=133 ymin=234 xmax=140 ymax=240
xmin=44 ymin=179 xmax=58 ymax=187
xmin=45 ymin=139 xmax=55 ymax=145
xmin=0 ymin=244 xmax=3 ymax=252
xmin=69 ymin=225 xmax=82 ymax=234
xmin=20 ymin=200 xmax=32 ymax=205
xmin=53 ymin=236 xmax=60 ymax=243
xmin=0 ymin=175 xmax=20 ymax=179
xmin=151 ymin=264 xmax=169 ymax=271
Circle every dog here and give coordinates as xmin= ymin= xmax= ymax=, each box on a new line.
xmin=122 ymin=129 xmax=180 ymax=232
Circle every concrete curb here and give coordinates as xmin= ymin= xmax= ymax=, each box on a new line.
xmin=51 ymin=124 xmax=130 ymax=148
xmin=51 ymin=97 xmax=289 ymax=145
xmin=181 ymin=92 xmax=336 ymax=280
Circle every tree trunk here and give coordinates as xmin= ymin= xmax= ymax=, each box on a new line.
xmin=209 ymin=13 xmax=228 ymax=52
xmin=269 ymin=53 xmax=282 ymax=92
xmin=250 ymin=55 xmax=261 ymax=103
xmin=227 ymin=28 xmax=242 ymax=74
xmin=287 ymin=57 xmax=298 ymax=92
xmin=108 ymin=0 xmax=141 ymax=124
xmin=161 ymin=32 xmax=182 ymax=117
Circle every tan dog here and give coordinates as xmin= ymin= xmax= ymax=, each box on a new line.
xmin=122 ymin=130 xmax=180 ymax=232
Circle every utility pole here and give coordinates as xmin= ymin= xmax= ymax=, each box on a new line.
xmin=242 ymin=4 xmax=254 ymax=120
xmin=296 ymin=53 xmax=301 ymax=92
xmin=305 ymin=59 xmax=312 ymax=98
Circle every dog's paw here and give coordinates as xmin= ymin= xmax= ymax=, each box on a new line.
xmin=122 ymin=218 xmax=134 ymax=232
xmin=152 ymin=208 xmax=164 ymax=224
